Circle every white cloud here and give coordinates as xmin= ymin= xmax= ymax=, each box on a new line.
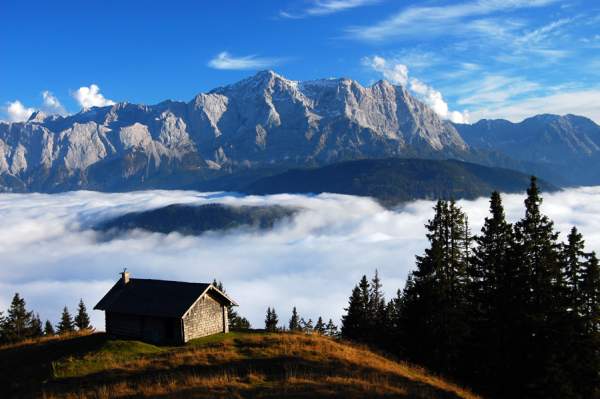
xmin=468 ymin=89 xmax=600 ymax=124
xmin=347 ymin=0 xmax=559 ymax=41
xmin=5 ymin=100 xmax=35 ymax=122
xmin=363 ymin=55 xmax=469 ymax=123
xmin=41 ymin=90 xmax=67 ymax=115
xmin=516 ymin=18 xmax=572 ymax=45
xmin=409 ymin=78 xmax=469 ymax=123
xmin=208 ymin=51 xmax=281 ymax=71
xmin=0 ymin=187 xmax=599 ymax=330
xmin=455 ymin=74 xmax=541 ymax=106
xmin=72 ymin=84 xmax=115 ymax=109
xmin=362 ymin=55 xmax=408 ymax=86
xmin=280 ymin=0 xmax=379 ymax=18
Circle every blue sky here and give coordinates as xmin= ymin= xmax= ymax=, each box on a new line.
xmin=2 ymin=0 xmax=599 ymax=123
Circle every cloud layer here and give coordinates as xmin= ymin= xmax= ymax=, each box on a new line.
xmin=1 ymin=187 xmax=599 ymax=330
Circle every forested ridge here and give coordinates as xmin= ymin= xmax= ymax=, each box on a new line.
xmin=341 ymin=177 xmax=600 ymax=399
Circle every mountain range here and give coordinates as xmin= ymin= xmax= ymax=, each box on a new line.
xmin=1 ymin=70 xmax=598 ymax=192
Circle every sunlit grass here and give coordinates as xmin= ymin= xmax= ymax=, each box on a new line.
xmin=3 ymin=331 xmax=481 ymax=399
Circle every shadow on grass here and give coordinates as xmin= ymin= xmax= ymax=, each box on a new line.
xmin=42 ymin=353 xmax=465 ymax=399
xmin=0 ymin=333 xmax=109 ymax=396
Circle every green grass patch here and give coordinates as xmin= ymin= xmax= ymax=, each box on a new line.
xmin=52 ymin=339 xmax=164 ymax=379
xmin=186 ymin=331 xmax=252 ymax=347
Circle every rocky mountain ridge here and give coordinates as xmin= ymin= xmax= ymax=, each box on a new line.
xmin=454 ymin=114 xmax=600 ymax=185
xmin=0 ymin=71 xmax=470 ymax=192
xmin=1 ymin=70 xmax=599 ymax=191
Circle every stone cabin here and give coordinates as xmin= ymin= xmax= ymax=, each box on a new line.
xmin=94 ymin=272 xmax=238 ymax=344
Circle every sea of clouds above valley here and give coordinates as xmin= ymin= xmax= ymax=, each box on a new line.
xmin=1 ymin=187 xmax=599 ymax=330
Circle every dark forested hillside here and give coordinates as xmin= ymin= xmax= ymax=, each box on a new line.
xmin=244 ymin=158 xmax=557 ymax=206
xmin=96 ymin=203 xmax=296 ymax=236
xmin=340 ymin=177 xmax=600 ymax=399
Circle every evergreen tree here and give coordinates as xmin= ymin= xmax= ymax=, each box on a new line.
xmin=578 ymin=252 xmax=600 ymax=397
xmin=581 ymin=252 xmax=600 ymax=334
xmin=0 ymin=311 xmax=5 ymax=343
xmin=4 ymin=293 xmax=34 ymax=342
xmin=74 ymin=299 xmax=91 ymax=330
xmin=468 ymin=191 xmax=517 ymax=392
xmin=30 ymin=313 xmax=43 ymax=338
xmin=563 ymin=227 xmax=586 ymax=305
xmin=398 ymin=200 xmax=471 ymax=374
xmin=289 ymin=306 xmax=301 ymax=331
xmin=301 ymin=318 xmax=313 ymax=333
xmin=44 ymin=320 xmax=55 ymax=336
xmin=513 ymin=177 xmax=565 ymax=397
xmin=368 ymin=270 xmax=386 ymax=344
xmin=264 ymin=307 xmax=278 ymax=332
xmin=56 ymin=306 xmax=75 ymax=334
xmin=341 ymin=276 xmax=369 ymax=341
xmin=314 ymin=317 xmax=326 ymax=334
xmin=325 ymin=319 xmax=338 ymax=337
xmin=231 ymin=316 xmax=251 ymax=330
xmin=383 ymin=289 xmax=404 ymax=354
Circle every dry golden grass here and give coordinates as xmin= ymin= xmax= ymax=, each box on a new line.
xmin=2 ymin=331 xmax=482 ymax=399
xmin=0 ymin=329 xmax=94 ymax=351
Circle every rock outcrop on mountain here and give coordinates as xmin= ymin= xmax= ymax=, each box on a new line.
xmin=0 ymin=71 xmax=469 ymax=192
xmin=454 ymin=114 xmax=600 ymax=185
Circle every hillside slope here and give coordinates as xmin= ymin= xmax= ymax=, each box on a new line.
xmin=244 ymin=158 xmax=556 ymax=206
xmin=0 ymin=331 xmax=480 ymax=398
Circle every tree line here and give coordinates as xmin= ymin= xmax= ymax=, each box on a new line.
xmin=264 ymin=305 xmax=340 ymax=337
xmin=0 ymin=294 xmax=91 ymax=344
xmin=341 ymin=177 xmax=600 ymax=399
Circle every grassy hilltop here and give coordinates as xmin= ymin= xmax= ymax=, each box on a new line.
xmin=0 ymin=330 xmax=479 ymax=398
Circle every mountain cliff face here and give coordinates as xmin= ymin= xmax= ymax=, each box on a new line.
xmin=454 ymin=114 xmax=600 ymax=185
xmin=0 ymin=71 xmax=468 ymax=192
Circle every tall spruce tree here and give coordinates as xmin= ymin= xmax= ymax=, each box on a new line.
xmin=56 ymin=306 xmax=75 ymax=334
xmin=468 ymin=191 xmax=516 ymax=392
xmin=578 ymin=252 xmax=600 ymax=397
xmin=341 ymin=275 xmax=370 ymax=341
xmin=74 ymin=299 xmax=91 ymax=330
xmin=314 ymin=317 xmax=326 ymax=334
xmin=289 ymin=306 xmax=301 ymax=331
xmin=325 ymin=319 xmax=338 ymax=337
xmin=513 ymin=177 xmax=567 ymax=398
xmin=30 ymin=313 xmax=43 ymax=338
xmin=44 ymin=320 xmax=55 ymax=336
xmin=399 ymin=200 xmax=471 ymax=374
xmin=264 ymin=307 xmax=278 ymax=332
xmin=384 ymin=289 xmax=404 ymax=354
xmin=563 ymin=227 xmax=586 ymax=305
xmin=4 ymin=293 xmax=34 ymax=342
xmin=368 ymin=270 xmax=386 ymax=344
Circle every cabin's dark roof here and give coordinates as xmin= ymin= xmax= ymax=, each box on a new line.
xmin=94 ymin=278 xmax=237 ymax=318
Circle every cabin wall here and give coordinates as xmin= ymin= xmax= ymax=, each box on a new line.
xmin=182 ymin=292 xmax=225 ymax=341
xmin=106 ymin=312 xmax=142 ymax=338
xmin=106 ymin=312 xmax=183 ymax=344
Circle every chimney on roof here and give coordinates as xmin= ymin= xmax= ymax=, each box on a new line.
xmin=120 ymin=268 xmax=130 ymax=284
